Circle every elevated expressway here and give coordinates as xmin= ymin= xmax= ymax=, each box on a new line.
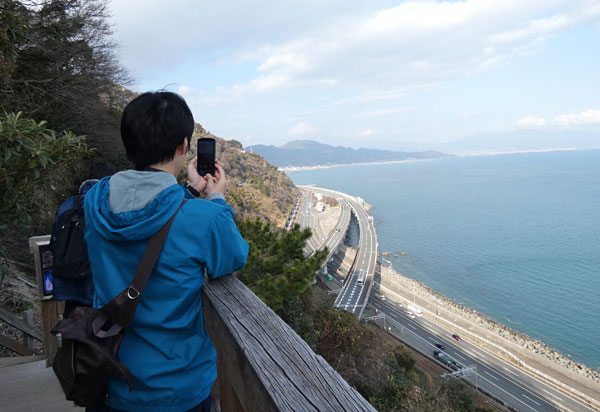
xmin=298 ymin=186 xmax=377 ymax=319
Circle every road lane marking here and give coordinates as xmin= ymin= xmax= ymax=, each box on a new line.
xmin=477 ymin=374 xmax=543 ymax=412
xmin=484 ymin=370 xmax=499 ymax=381
xmin=522 ymin=394 xmax=541 ymax=406
xmin=427 ymin=336 xmax=438 ymax=344
xmin=453 ymin=352 xmax=468 ymax=362
xmin=420 ymin=318 xmax=436 ymax=328
xmin=468 ymin=347 xmax=487 ymax=359
xmin=503 ymin=367 xmax=519 ymax=378
xmin=405 ymin=323 xmax=417 ymax=330
xmin=542 ymin=389 xmax=563 ymax=402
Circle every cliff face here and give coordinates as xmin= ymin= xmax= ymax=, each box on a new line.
xmin=193 ymin=126 xmax=298 ymax=227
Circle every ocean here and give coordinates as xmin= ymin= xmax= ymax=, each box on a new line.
xmin=289 ymin=149 xmax=600 ymax=371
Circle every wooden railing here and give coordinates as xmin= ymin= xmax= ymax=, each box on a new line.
xmin=203 ymin=275 xmax=376 ymax=412
xmin=29 ymin=235 xmax=376 ymax=411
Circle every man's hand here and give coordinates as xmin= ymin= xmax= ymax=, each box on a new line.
xmin=206 ymin=160 xmax=227 ymax=195
xmin=187 ymin=157 xmax=208 ymax=193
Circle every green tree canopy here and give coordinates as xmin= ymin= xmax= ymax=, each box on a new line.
xmin=236 ymin=219 xmax=328 ymax=312
xmin=0 ymin=111 xmax=94 ymax=229
xmin=0 ymin=0 xmax=129 ymax=159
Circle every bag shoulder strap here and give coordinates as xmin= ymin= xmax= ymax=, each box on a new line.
xmin=101 ymin=198 xmax=187 ymax=327
xmin=129 ymin=198 xmax=187 ymax=296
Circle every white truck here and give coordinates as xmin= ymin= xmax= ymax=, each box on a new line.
xmin=356 ymin=269 xmax=367 ymax=286
xmin=407 ymin=303 xmax=423 ymax=317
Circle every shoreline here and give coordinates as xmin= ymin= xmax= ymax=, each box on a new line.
xmin=282 ymin=147 xmax=600 ymax=173
xmin=376 ymin=264 xmax=600 ymax=391
xmin=282 ymin=158 xmax=432 ymax=173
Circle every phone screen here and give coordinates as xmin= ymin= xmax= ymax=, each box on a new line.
xmin=196 ymin=138 xmax=216 ymax=176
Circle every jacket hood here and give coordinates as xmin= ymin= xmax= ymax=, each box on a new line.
xmin=84 ymin=170 xmax=185 ymax=242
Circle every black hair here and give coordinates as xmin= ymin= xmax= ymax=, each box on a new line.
xmin=120 ymin=91 xmax=194 ymax=170
xmin=88 ymin=160 xmax=116 ymax=179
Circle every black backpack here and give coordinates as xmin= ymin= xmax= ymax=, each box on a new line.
xmin=52 ymin=195 xmax=91 ymax=280
xmin=52 ymin=199 xmax=186 ymax=407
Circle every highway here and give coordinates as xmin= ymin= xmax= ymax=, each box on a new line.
xmin=297 ymin=188 xmax=351 ymax=259
xmin=368 ymin=296 xmax=597 ymax=412
xmin=333 ymin=198 xmax=377 ymax=318
xmin=296 ymin=190 xmax=321 ymax=253
xmin=299 ymin=186 xmax=378 ymax=318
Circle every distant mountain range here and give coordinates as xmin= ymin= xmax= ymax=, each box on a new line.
xmin=246 ymin=140 xmax=448 ymax=168
xmin=432 ymin=129 xmax=600 ymax=154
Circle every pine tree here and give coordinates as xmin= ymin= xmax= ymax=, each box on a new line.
xmin=236 ymin=219 xmax=328 ymax=312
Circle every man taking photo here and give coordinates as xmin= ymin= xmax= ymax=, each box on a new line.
xmin=84 ymin=91 xmax=248 ymax=412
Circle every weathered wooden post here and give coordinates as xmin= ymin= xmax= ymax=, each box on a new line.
xmin=29 ymin=235 xmax=59 ymax=366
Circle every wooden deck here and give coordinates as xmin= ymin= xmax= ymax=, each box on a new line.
xmin=0 ymin=357 xmax=83 ymax=412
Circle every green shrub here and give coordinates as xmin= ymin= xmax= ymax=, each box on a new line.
xmin=0 ymin=111 xmax=95 ymax=229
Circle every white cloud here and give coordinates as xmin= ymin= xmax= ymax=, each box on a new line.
xmin=553 ymin=109 xmax=600 ymax=126
xmin=239 ymin=0 xmax=595 ymax=96
xmin=458 ymin=111 xmax=480 ymax=121
xmin=357 ymin=129 xmax=377 ymax=136
xmin=518 ymin=116 xmax=547 ymax=127
xmin=518 ymin=109 xmax=600 ymax=128
xmin=490 ymin=14 xmax=571 ymax=44
xmin=113 ymin=0 xmax=600 ymax=103
xmin=288 ymin=122 xmax=317 ymax=135
xmin=366 ymin=107 xmax=411 ymax=118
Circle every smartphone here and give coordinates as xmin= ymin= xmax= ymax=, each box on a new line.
xmin=196 ymin=138 xmax=216 ymax=176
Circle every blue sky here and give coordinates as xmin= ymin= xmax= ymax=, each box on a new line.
xmin=108 ymin=0 xmax=600 ymax=150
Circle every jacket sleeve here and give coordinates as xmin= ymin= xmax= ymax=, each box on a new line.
xmin=204 ymin=202 xmax=249 ymax=279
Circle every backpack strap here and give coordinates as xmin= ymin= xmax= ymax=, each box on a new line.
xmin=73 ymin=194 xmax=85 ymax=230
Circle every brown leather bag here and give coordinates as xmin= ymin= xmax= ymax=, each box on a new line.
xmin=51 ymin=199 xmax=186 ymax=407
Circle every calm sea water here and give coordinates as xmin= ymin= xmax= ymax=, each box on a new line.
xmin=290 ymin=150 xmax=600 ymax=370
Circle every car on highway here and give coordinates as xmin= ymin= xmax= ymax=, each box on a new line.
xmin=396 ymin=301 xmax=403 ymax=307
xmin=450 ymin=360 xmax=462 ymax=370
xmin=451 ymin=334 xmax=462 ymax=342
xmin=407 ymin=312 xmax=415 ymax=319
xmin=435 ymin=343 xmax=445 ymax=350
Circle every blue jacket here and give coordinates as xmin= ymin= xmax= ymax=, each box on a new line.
xmin=83 ymin=170 xmax=248 ymax=411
